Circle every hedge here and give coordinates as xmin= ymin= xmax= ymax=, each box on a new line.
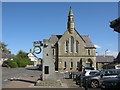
xmin=9 ymin=62 xmax=18 ymax=68
xmin=4 ymin=58 xmax=34 ymax=68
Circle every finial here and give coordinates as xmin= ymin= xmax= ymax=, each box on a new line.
xmin=69 ymin=6 xmax=73 ymax=16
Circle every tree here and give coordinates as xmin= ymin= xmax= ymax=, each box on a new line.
xmin=0 ymin=41 xmax=9 ymax=53
xmin=12 ymin=50 xmax=34 ymax=67
xmin=16 ymin=50 xmax=28 ymax=59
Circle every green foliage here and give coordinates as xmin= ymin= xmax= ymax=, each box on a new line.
xmin=0 ymin=41 xmax=9 ymax=53
xmin=28 ymin=61 xmax=34 ymax=65
xmin=16 ymin=50 xmax=28 ymax=59
xmin=17 ymin=60 xmax=27 ymax=67
xmin=9 ymin=62 xmax=18 ymax=68
xmin=4 ymin=50 xmax=34 ymax=68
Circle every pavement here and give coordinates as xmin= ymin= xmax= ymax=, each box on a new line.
xmin=2 ymin=67 xmax=42 ymax=87
xmin=2 ymin=67 xmax=100 ymax=90
xmin=3 ymin=76 xmax=82 ymax=88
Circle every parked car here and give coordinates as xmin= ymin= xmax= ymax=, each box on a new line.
xmin=81 ymin=69 xmax=120 ymax=88
xmin=76 ymin=70 xmax=99 ymax=85
xmin=2 ymin=61 xmax=10 ymax=67
xmin=37 ymin=64 xmax=42 ymax=70
xmin=101 ymin=74 xmax=120 ymax=90
xmin=76 ymin=73 xmax=85 ymax=85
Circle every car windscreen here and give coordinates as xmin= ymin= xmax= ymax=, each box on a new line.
xmin=105 ymin=70 xmax=120 ymax=75
xmin=89 ymin=71 xmax=99 ymax=75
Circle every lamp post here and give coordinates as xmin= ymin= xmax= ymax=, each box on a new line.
xmin=105 ymin=49 xmax=108 ymax=56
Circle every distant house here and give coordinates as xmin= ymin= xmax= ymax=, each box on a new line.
xmin=28 ymin=49 xmax=40 ymax=66
xmin=96 ymin=56 xmax=115 ymax=70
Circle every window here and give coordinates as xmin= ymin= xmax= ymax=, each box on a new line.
xmin=64 ymin=62 xmax=67 ymax=68
xmin=44 ymin=66 xmax=49 ymax=74
xmin=53 ymin=49 xmax=55 ymax=55
xmin=76 ymin=40 xmax=79 ymax=53
xmin=71 ymin=36 xmax=74 ymax=52
xmin=86 ymin=59 xmax=93 ymax=68
xmin=71 ymin=62 xmax=73 ymax=68
xmin=88 ymin=49 xmax=90 ymax=55
xmin=65 ymin=40 xmax=69 ymax=53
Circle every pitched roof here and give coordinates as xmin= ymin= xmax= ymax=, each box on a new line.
xmin=96 ymin=56 xmax=115 ymax=63
xmin=49 ymin=34 xmax=95 ymax=48
xmin=0 ymin=52 xmax=14 ymax=58
xmin=81 ymin=35 xmax=95 ymax=48
xmin=49 ymin=35 xmax=62 ymax=45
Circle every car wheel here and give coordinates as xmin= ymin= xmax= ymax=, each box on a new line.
xmin=91 ymin=80 xmax=99 ymax=88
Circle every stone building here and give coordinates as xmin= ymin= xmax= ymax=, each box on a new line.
xmin=96 ymin=56 xmax=115 ymax=70
xmin=46 ymin=8 xmax=96 ymax=72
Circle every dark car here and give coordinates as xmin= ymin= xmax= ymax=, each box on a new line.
xmin=37 ymin=64 xmax=42 ymax=70
xmin=101 ymin=74 xmax=120 ymax=90
xmin=2 ymin=61 xmax=10 ymax=67
xmin=81 ymin=69 xmax=120 ymax=88
xmin=76 ymin=73 xmax=85 ymax=85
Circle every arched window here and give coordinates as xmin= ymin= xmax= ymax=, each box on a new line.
xmin=76 ymin=40 xmax=79 ymax=53
xmin=71 ymin=62 xmax=73 ymax=68
xmin=53 ymin=49 xmax=55 ymax=55
xmin=65 ymin=40 xmax=69 ymax=53
xmin=70 ymin=62 xmax=73 ymax=70
xmin=88 ymin=49 xmax=90 ymax=55
xmin=64 ymin=62 xmax=67 ymax=68
xmin=86 ymin=59 xmax=93 ymax=68
xmin=71 ymin=36 xmax=74 ymax=52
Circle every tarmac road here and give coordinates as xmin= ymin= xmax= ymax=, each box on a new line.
xmin=2 ymin=66 xmax=42 ymax=87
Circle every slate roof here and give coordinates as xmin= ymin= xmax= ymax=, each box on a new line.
xmin=96 ymin=56 xmax=115 ymax=63
xmin=50 ymin=34 xmax=95 ymax=48
xmin=81 ymin=35 xmax=95 ymax=48
xmin=49 ymin=35 xmax=61 ymax=45
xmin=0 ymin=52 xmax=14 ymax=58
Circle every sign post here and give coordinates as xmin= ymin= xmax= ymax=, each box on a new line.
xmin=33 ymin=40 xmax=56 ymax=81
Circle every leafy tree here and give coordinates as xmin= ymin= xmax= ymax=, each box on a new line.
xmin=0 ymin=41 xmax=9 ymax=53
xmin=11 ymin=50 xmax=34 ymax=67
xmin=16 ymin=50 xmax=28 ymax=59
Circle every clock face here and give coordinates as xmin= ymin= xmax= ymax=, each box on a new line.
xmin=34 ymin=46 xmax=41 ymax=54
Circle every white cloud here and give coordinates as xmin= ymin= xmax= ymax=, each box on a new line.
xmin=94 ymin=44 xmax=101 ymax=48
xmin=98 ymin=51 xmax=119 ymax=58
xmin=110 ymin=51 xmax=119 ymax=58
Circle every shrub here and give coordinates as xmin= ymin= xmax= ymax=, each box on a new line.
xmin=12 ymin=56 xmax=34 ymax=67
xmin=9 ymin=62 xmax=18 ymax=68
xmin=17 ymin=60 xmax=27 ymax=67
xmin=28 ymin=61 xmax=34 ymax=65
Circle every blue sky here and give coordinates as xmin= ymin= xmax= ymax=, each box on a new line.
xmin=2 ymin=2 xmax=118 ymax=57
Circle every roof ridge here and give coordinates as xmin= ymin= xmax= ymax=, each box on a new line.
xmin=81 ymin=35 xmax=89 ymax=37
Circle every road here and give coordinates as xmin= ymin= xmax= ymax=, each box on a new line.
xmin=2 ymin=67 xmax=101 ymax=90
xmin=2 ymin=66 xmax=42 ymax=87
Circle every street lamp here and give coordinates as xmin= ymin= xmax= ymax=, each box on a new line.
xmin=105 ymin=49 xmax=108 ymax=56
